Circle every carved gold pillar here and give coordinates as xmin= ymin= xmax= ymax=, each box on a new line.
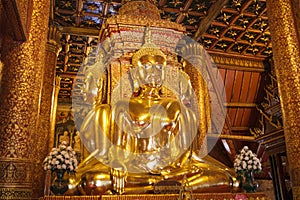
xmin=267 ymin=0 xmax=300 ymax=199
xmin=0 ymin=0 xmax=50 ymax=199
xmin=44 ymin=26 xmax=62 ymax=151
xmin=40 ymin=26 xmax=62 ymax=196
xmin=49 ymin=76 xmax=61 ymax=150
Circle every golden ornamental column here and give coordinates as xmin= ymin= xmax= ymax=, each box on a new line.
xmin=44 ymin=25 xmax=62 ymax=151
xmin=0 ymin=0 xmax=50 ymax=199
xmin=49 ymin=76 xmax=61 ymax=150
xmin=37 ymin=25 xmax=62 ymax=196
xmin=267 ymin=0 xmax=300 ymax=199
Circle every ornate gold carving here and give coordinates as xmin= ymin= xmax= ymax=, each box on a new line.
xmin=0 ymin=188 xmax=32 ymax=199
xmin=132 ymin=27 xmax=166 ymax=67
xmin=46 ymin=25 xmax=62 ymax=152
xmin=49 ymin=76 xmax=61 ymax=150
xmin=104 ymin=15 xmax=185 ymax=35
xmin=0 ymin=0 xmax=50 ymax=198
xmin=39 ymin=194 xmax=270 ymax=200
xmin=119 ymin=1 xmax=161 ymax=20
xmin=0 ymin=160 xmax=31 ymax=185
xmin=267 ymin=0 xmax=300 ymax=198
xmin=250 ymin=116 xmax=265 ymax=138
xmin=211 ymin=54 xmax=265 ymax=72
xmin=255 ymin=70 xmax=282 ymax=131
xmin=0 ymin=159 xmax=32 ymax=199
xmin=47 ymin=25 xmax=62 ymax=55
xmin=293 ymin=186 xmax=300 ymax=200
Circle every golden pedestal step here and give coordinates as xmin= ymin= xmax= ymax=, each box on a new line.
xmin=40 ymin=193 xmax=269 ymax=200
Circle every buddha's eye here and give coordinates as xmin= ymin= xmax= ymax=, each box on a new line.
xmin=156 ymin=64 xmax=163 ymax=70
xmin=144 ymin=63 xmax=152 ymax=69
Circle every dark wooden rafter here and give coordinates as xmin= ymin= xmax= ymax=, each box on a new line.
xmin=175 ymin=0 xmax=193 ymax=24
xmin=193 ymin=0 xmax=228 ymax=41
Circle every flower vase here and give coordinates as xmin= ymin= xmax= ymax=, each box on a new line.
xmin=242 ymin=170 xmax=258 ymax=193
xmin=50 ymin=170 xmax=69 ymax=195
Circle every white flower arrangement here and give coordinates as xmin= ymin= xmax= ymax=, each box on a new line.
xmin=234 ymin=146 xmax=262 ymax=174
xmin=43 ymin=141 xmax=78 ymax=173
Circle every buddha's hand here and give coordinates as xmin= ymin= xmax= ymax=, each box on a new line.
xmin=110 ymin=167 xmax=127 ymax=194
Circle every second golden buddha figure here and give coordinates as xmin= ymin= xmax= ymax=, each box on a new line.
xmin=69 ymin=27 xmax=238 ymax=195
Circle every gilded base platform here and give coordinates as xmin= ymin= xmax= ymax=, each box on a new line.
xmin=40 ymin=193 xmax=269 ymax=200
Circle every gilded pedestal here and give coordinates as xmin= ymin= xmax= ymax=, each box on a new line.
xmin=267 ymin=0 xmax=300 ymax=199
xmin=0 ymin=0 xmax=50 ymax=198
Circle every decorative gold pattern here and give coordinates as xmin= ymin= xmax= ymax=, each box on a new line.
xmin=0 ymin=188 xmax=32 ymax=200
xmin=45 ymin=26 xmax=62 ymax=151
xmin=0 ymin=160 xmax=32 ymax=198
xmin=39 ymin=26 xmax=62 ymax=196
xmin=118 ymin=1 xmax=160 ymax=20
xmin=211 ymin=54 xmax=265 ymax=72
xmin=0 ymin=0 xmax=50 ymax=198
xmin=38 ymin=193 xmax=269 ymax=200
xmin=267 ymin=0 xmax=300 ymax=198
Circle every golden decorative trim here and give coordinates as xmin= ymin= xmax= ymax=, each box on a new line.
xmin=119 ymin=1 xmax=160 ymax=20
xmin=0 ymin=188 xmax=32 ymax=199
xmin=211 ymin=54 xmax=265 ymax=72
xmin=39 ymin=193 xmax=269 ymax=200
xmin=46 ymin=43 xmax=61 ymax=55
xmin=47 ymin=25 xmax=62 ymax=55
xmin=105 ymin=15 xmax=185 ymax=33
xmin=224 ymin=102 xmax=256 ymax=108
xmin=0 ymin=159 xmax=32 ymax=187
xmin=208 ymin=134 xmax=255 ymax=141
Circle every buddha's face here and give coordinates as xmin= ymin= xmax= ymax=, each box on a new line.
xmin=136 ymin=55 xmax=166 ymax=88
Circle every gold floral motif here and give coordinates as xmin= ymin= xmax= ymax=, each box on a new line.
xmin=0 ymin=0 xmax=50 ymax=198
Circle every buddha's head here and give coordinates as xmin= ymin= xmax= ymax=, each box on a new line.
xmin=131 ymin=26 xmax=167 ymax=89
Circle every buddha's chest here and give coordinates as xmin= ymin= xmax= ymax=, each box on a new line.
xmin=128 ymin=102 xmax=176 ymax=127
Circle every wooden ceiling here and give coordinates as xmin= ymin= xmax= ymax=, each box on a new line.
xmin=53 ymin=0 xmax=273 ymax=174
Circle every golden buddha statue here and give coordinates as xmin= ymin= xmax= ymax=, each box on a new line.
xmin=68 ymin=27 xmax=239 ymax=195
